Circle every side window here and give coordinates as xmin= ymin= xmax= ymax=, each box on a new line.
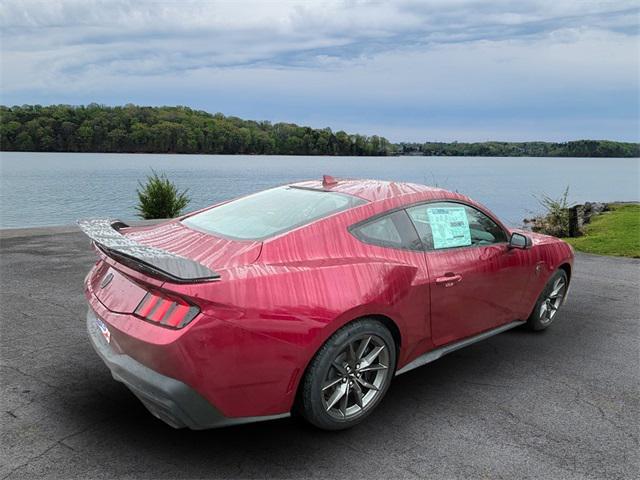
xmin=351 ymin=210 xmax=422 ymax=251
xmin=465 ymin=204 xmax=508 ymax=245
xmin=406 ymin=202 xmax=507 ymax=251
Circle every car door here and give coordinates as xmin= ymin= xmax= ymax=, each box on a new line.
xmin=350 ymin=209 xmax=433 ymax=352
xmin=406 ymin=201 xmax=532 ymax=347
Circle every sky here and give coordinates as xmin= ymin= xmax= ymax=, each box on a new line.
xmin=1 ymin=0 xmax=639 ymax=142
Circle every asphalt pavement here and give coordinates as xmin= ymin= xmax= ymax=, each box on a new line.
xmin=1 ymin=228 xmax=638 ymax=479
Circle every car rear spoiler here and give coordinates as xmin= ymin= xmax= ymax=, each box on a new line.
xmin=77 ymin=219 xmax=220 ymax=283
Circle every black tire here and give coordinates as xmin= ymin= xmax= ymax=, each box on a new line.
xmin=527 ymin=269 xmax=568 ymax=331
xmin=298 ymin=318 xmax=396 ymax=430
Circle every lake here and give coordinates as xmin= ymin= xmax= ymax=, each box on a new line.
xmin=0 ymin=152 xmax=638 ymax=229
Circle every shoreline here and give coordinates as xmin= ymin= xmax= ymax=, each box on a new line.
xmin=1 ymin=151 xmax=639 ymax=159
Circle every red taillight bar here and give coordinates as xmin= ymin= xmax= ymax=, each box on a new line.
xmin=137 ymin=294 xmax=159 ymax=317
xmin=134 ymin=291 xmax=200 ymax=329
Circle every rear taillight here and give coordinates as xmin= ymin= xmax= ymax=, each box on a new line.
xmin=134 ymin=291 xmax=200 ymax=329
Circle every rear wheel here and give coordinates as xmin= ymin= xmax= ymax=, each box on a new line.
xmin=298 ymin=319 xmax=396 ymax=430
xmin=527 ymin=269 xmax=568 ymax=331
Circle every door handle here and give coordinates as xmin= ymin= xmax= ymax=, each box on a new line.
xmin=435 ymin=273 xmax=462 ymax=287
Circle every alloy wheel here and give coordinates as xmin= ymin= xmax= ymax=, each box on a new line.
xmin=321 ymin=334 xmax=390 ymax=420
xmin=539 ymin=276 xmax=566 ymax=325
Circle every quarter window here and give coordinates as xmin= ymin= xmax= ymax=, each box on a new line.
xmin=351 ymin=210 xmax=422 ymax=251
xmin=406 ymin=202 xmax=507 ymax=250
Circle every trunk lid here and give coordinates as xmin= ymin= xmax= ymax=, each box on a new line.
xmin=92 ymin=264 xmax=148 ymax=314
xmin=82 ymin=219 xmax=262 ymax=315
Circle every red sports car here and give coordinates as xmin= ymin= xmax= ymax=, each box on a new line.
xmin=81 ymin=177 xmax=573 ymax=430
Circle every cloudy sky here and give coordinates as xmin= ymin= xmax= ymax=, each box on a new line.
xmin=1 ymin=0 xmax=638 ymax=142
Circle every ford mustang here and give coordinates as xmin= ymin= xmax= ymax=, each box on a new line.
xmin=80 ymin=177 xmax=573 ymax=430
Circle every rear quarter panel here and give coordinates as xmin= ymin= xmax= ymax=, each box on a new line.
xmin=255 ymin=198 xmax=432 ymax=360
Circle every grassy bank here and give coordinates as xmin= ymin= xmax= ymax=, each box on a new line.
xmin=563 ymin=204 xmax=640 ymax=258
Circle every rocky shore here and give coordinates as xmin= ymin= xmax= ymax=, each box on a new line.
xmin=523 ymin=201 xmax=638 ymax=238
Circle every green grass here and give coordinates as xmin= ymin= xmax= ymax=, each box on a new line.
xmin=564 ymin=204 xmax=640 ymax=258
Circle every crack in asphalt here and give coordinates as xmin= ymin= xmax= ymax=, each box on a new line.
xmin=1 ymin=419 xmax=109 ymax=480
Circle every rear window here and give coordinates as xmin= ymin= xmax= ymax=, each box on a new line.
xmin=182 ymin=186 xmax=366 ymax=240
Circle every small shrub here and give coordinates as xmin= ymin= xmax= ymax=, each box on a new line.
xmin=136 ymin=170 xmax=190 ymax=219
xmin=529 ymin=186 xmax=573 ymax=237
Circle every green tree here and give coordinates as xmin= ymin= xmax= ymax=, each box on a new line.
xmin=136 ymin=170 xmax=190 ymax=219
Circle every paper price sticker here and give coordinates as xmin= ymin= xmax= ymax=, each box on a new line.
xmin=426 ymin=207 xmax=471 ymax=249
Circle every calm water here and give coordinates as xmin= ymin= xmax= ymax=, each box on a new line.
xmin=0 ymin=152 xmax=638 ymax=229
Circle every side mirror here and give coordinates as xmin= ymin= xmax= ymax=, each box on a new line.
xmin=509 ymin=232 xmax=532 ymax=249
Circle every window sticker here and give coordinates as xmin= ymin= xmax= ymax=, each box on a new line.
xmin=426 ymin=206 xmax=471 ymax=249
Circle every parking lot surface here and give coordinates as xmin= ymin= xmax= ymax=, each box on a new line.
xmin=1 ymin=229 xmax=638 ymax=479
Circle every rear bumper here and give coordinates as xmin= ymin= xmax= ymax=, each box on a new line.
xmin=86 ymin=308 xmax=289 ymax=429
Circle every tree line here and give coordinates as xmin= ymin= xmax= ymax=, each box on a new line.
xmin=1 ymin=104 xmax=638 ymax=157
xmin=396 ymin=140 xmax=639 ymax=158
xmin=0 ymin=104 xmax=392 ymax=156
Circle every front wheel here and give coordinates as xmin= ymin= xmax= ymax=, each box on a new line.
xmin=298 ymin=319 xmax=396 ymax=430
xmin=527 ymin=269 xmax=568 ymax=331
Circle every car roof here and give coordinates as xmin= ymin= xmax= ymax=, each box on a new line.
xmin=290 ymin=178 xmax=463 ymax=204
xmin=286 ymin=177 xmax=509 ymax=241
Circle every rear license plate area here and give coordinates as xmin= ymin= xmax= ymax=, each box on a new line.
xmin=94 ymin=267 xmax=147 ymax=314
